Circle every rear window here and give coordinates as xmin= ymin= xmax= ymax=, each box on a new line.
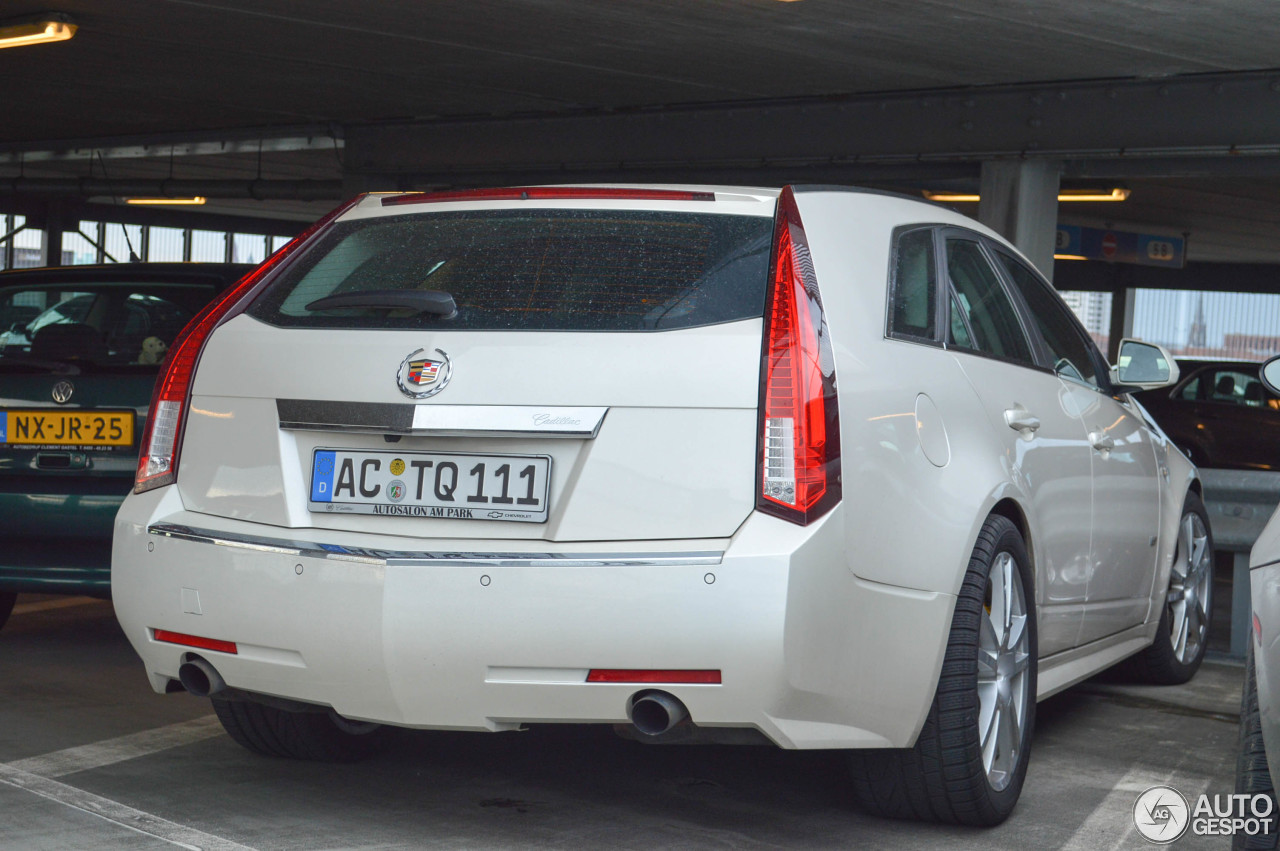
xmin=247 ymin=209 xmax=774 ymax=331
xmin=0 ymin=284 xmax=211 ymax=373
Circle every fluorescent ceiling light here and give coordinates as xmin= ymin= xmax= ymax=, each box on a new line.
xmin=0 ymin=14 xmax=77 ymax=50
xmin=1053 ymin=254 xmax=1089 ymax=261
xmin=922 ymin=191 xmax=981 ymax=203
xmin=125 ymin=197 xmax=208 ymax=206
xmin=923 ymin=188 xmax=1131 ymax=203
xmin=1057 ymin=188 xmax=1132 ymax=202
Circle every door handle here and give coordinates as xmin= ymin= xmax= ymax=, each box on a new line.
xmin=1089 ymin=431 xmax=1115 ymax=452
xmin=1004 ymin=405 xmax=1041 ymax=436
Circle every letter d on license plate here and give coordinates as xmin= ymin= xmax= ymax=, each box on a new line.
xmin=309 ymin=448 xmax=551 ymax=523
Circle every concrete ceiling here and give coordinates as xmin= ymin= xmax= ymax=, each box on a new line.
xmin=4 ymin=0 xmax=1280 ymax=262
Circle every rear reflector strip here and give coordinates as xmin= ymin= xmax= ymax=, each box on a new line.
xmin=586 ymin=669 xmax=721 ymax=684
xmin=153 ymin=629 xmax=238 ymax=655
xmin=382 ymin=187 xmax=716 ymax=206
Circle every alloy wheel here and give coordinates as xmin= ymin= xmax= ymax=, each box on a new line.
xmin=977 ymin=551 xmax=1032 ymax=792
xmin=1167 ymin=511 xmax=1212 ymax=664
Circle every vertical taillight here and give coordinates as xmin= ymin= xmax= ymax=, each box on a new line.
xmin=757 ymin=187 xmax=841 ymax=525
xmin=134 ymin=196 xmax=361 ymax=494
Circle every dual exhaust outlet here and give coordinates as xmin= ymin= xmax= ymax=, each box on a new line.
xmin=179 ymin=658 xmax=691 ymax=736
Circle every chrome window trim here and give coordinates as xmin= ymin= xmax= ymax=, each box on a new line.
xmin=147 ymin=523 xmax=723 ymax=568
xmin=277 ymin=400 xmax=607 ymax=439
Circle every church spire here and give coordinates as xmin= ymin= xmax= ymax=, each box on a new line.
xmin=1187 ymin=293 xmax=1207 ymax=348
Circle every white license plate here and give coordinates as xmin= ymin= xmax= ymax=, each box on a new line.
xmin=309 ymin=449 xmax=552 ymax=523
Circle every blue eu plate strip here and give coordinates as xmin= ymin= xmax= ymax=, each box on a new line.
xmin=311 ymin=450 xmax=336 ymax=502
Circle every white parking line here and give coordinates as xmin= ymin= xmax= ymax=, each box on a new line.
xmin=1 ymin=716 xmax=255 ymax=850
xmin=12 ymin=597 xmax=107 ymax=615
xmin=6 ymin=716 xmax=225 ymax=778
xmin=1060 ymin=766 xmax=1211 ymax=850
xmin=0 ymin=762 xmax=256 ymax=851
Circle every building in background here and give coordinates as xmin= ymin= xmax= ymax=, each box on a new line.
xmin=1060 ymin=290 xmax=1112 ymax=353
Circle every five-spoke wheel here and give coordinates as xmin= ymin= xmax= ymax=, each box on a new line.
xmin=978 ymin=551 xmax=1032 ymax=792
xmin=1166 ymin=509 xmax=1212 ymax=666
xmin=1126 ymin=491 xmax=1213 ymax=685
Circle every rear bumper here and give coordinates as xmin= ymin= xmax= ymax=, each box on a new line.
xmin=0 ymin=540 xmax=113 ymax=597
xmin=113 ymin=488 xmax=955 ymax=750
xmin=0 ymin=489 xmax=125 ymax=539
xmin=0 ymin=487 xmax=124 ymax=597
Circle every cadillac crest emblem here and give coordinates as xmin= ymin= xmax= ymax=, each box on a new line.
xmin=396 ymin=348 xmax=452 ymax=399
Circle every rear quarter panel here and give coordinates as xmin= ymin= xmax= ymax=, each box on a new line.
xmin=792 ymin=191 xmax=1031 ymax=598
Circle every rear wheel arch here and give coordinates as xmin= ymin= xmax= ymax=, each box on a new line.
xmin=962 ymin=496 xmax=1037 ymax=602
xmin=1123 ymin=489 xmax=1213 ymax=684
xmin=990 ymin=499 xmax=1033 ymax=578
xmin=849 ymin=512 xmax=1037 ymax=825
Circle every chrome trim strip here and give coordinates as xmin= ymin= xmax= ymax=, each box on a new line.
xmin=277 ymin=400 xmax=607 ymax=439
xmin=412 ymin=404 xmax=607 ymax=438
xmin=147 ymin=523 xmax=723 ymax=568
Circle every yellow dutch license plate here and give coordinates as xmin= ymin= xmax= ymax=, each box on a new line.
xmin=2 ymin=410 xmax=135 ymax=447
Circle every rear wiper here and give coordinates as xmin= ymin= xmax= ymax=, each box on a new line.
xmin=305 ymin=290 xmax=457 ymax=318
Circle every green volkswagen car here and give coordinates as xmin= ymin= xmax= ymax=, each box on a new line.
xmin=0 ymin=263 xmax=251 ymax=630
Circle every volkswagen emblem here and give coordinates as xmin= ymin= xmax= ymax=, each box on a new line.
xmin=51 ymin=380 xmax=75 ymax=404
xmin=396 ymin=348 xmax=452 ymax=399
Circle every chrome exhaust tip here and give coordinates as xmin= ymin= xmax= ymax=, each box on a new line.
xmin=178 ymin=657 xmax=226 ymax=697
xmin=628 ymin=691 xmax=689 ymax=736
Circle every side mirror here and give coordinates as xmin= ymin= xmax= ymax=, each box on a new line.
xmin=1261 ymin=355 xmax=1280 ymax=397
xmin=1110 ymin=338 xmax=1180 ymax=391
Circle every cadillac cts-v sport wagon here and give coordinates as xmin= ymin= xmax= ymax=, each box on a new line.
xmin=112 ymin=185 xmax=1213 ymax=825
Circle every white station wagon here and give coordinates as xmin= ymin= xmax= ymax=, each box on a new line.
xmin=113 ymin=185 xmax=1212 ymax=825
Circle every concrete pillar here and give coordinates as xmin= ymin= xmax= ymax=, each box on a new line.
xmin=40 ymin=201 xmax=67 ymax=266
xmin=977 ymin=160 xmax=1061 ymax=281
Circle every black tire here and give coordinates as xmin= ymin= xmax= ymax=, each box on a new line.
xmin=849 ymin=514 xmax=1037 ymax=826
xmin=1124 ymin=491 xmax=1213 ymax=685
xmin=0 ymin=592 xmax=15 ymax=632
xmin=1236 ymin=644 xmax=1279 ymax=850
xmin=210 ymin=696 xmax=390 ymax=762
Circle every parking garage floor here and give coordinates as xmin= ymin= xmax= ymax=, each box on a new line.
xmin=0 ymin=592 xmax=1245 ymax=850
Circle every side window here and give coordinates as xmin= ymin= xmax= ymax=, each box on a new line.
xmin=888 ymin=228 xmax=936 ymax=341
xmin=996 ymin=253 xmax=1101 ymax=389
xmin=1176 ymin=374 xmax=1202 ymax=401
xmin=1207 ymin=369 xmax=1267 ymax=407
xmin=944 ymin=238 xmax=1033 ymax=363
xmin=948 ymin=293 xmax=973 ymax=348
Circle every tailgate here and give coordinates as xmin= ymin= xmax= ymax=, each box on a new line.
xmin=180 ymin=318 xmax=763 ymax=541
xmin=175 ymin=193 xmax=778 ymax=542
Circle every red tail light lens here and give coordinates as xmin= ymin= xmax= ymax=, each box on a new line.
xmin=757 ymin=187 xmax=841 ymax=525
xmin=134 ymin=196 xmax=361 ymax=494
xmin=382 ymin=187 xmax=716 ymax=206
